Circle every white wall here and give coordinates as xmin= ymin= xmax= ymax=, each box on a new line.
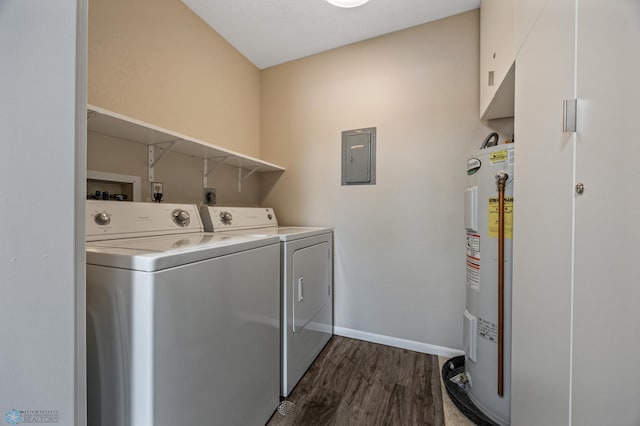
xmin=0 ymin=0 xmax=86 ymax=424
xmin=261 ymin=10 xmax=502 ymax=352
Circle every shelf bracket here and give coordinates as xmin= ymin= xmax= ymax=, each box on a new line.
xmin=148 ymin=140 xmax=179 ymax=182
xmin=204 ymin=156 xmax=230 ymax=187
xmin=204 ymin=156 xmax=230 ymax=183
xmin=237 ymin=166 xmax=260 ymax=192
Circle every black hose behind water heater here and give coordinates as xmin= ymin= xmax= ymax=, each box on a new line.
xmin=480 ymin=132 xmax=499 ymax=149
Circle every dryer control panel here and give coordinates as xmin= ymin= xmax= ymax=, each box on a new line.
xmin=200 ymin=207 xmax=277 ymax=232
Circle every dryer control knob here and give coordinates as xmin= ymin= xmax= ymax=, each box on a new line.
xmin=220 ymin=211 xmax=233 ymax=225
xmin=172 ymin=209 xmax=191 ymax=227
xmin=94 ymin=212 xmax=111 ymax=226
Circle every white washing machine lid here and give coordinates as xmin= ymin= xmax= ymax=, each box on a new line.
xmin=86 ymin=232 xmax=280 ymax=272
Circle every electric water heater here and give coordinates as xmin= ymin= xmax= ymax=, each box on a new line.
xmin=463 ymin=143 xmax=514 ymax=426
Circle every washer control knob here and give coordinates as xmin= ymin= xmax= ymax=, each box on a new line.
xmin=94 ymin=212 xmax=111 ymax=226
xmin=220 ymin=211 xmax=233 ymax=225
xmin=172 ymin=209 xmax=191 ymax=227
xmin=267 ymin=213 xmax=273 ymax=220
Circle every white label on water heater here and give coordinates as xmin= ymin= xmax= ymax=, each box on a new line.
xmin=466 ymin=233 xmax=480 ymax=259
xmin=466 ymin=233 xmax=481 ymax=289
xmin=478 ymin=317 xmax=498 ymax=343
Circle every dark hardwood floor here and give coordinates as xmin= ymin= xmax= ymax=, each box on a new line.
xmin=267 ymin=336 xmax=445 ymax=426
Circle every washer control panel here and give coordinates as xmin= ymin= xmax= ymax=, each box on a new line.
xmin=200 ymin=207 xmax=277 ymax=232
xmin=86 ymin=201 xmax=203 ymax=241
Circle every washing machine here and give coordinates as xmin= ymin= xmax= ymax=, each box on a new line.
xmin=200 ymin=206 xmax=333 ymax=397
xmin=85 ymin=200 xmax=281 ymax=426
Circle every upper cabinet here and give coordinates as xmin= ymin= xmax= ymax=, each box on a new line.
xmin=514 ymin=0 xmax=548 ymax=54
xmin=480 ymin=0 xmax=515 ymax=120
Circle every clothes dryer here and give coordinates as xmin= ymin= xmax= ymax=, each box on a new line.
xmin=86 ymin=201 xmax=280 ymax=426
xmin=200 ymin=207 xmax=333 ymax=397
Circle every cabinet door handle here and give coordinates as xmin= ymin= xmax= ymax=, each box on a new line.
xmin=563 ymin=99 xmax=577 ymax=133
xmin=298 ymin=277 xmax=304 ymax=302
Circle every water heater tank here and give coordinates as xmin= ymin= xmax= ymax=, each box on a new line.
xmin=463 ymin=143 xmax=514 ymax=426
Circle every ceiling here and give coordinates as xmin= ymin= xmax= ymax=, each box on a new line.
xmin=181 ymin=0 xmax=481 ymax=69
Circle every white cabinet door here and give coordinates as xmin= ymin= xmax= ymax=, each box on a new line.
xmin=511 ymin=0 xmax=576 ymax=424
xmin=514 ymin=0 xmax=548 ymax=55
xmin=480 ymin=0 xmax=496 ymax=116
xmin=492 ymin=0 xmax=514 ymax=91
xmin=572 ymin=0 xmax=640 ymax=424
xmin=515 ymin=0 xmax=640 ymax=424
xmin=480 ymin=0 xmax=515 ymax=119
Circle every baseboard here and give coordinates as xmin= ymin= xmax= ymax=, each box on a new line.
xmin=333 ymin=326 xmax=464 ymax=359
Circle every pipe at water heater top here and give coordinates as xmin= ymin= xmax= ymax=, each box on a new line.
xmin=495 ymin=172 xmax=509 ymax=398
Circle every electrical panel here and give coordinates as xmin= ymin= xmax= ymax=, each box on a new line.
xmin=341 ymin=127 xmax=376 ymax=185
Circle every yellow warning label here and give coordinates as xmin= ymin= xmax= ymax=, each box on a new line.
xmin=488 ymin=197 xmax=513 ymax=239
xmin=490 ymin=150 xmax=508 ymax=164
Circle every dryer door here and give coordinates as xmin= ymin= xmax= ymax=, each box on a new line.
xmin=292 ymin=242 xmax=330 ymax=333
